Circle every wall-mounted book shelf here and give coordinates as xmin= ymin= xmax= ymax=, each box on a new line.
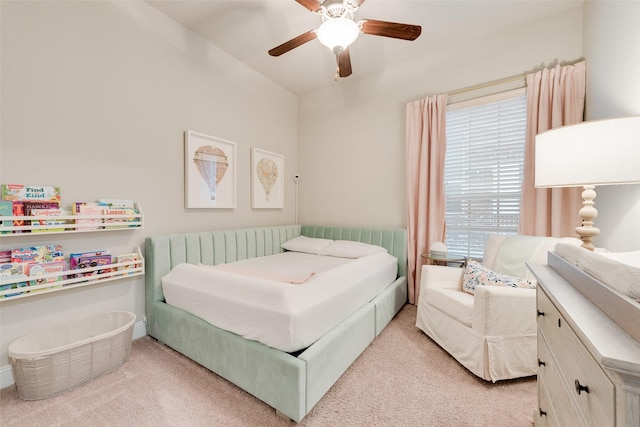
xmin=0 ymin=248 xmax=144 ymax=302
xmin=1 ymin=199 xmax=144 ymax=302
xmin=0 ymin=203 xmax=143 ymax=236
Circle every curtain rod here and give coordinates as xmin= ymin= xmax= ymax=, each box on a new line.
xmin=447 ymin=73 xmax=526 ymax=97
xmin=445 ymin=59 xmax=585 ymax=98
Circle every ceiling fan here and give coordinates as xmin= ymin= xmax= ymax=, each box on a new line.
xmin=268 ymin=0 xmax=422 ymax=79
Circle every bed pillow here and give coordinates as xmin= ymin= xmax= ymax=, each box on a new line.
xmin=462 ymin=260 xmax=536 ymax=295
xmin=281 ymin=236 xmax=333 ymax=255
xmin=319 ymin=240 xmax=387 ymax=258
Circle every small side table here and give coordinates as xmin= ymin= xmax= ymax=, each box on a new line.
xmin=421 ymin=253 xmax=467 ymax=268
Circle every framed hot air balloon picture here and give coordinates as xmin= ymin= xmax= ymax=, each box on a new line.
xmin=185 ymin=130 xmax=236 ymax=209
xmin=252 ymin=148 xmax=284 ymax=209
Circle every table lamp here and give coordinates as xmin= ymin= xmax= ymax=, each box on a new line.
xmin=534 ymin=116 xmax=640 ymax=251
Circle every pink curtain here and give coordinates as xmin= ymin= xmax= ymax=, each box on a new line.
xmin=406 ymin=94 xmax=447 ymax=304
xmin=519 ymin=61 xmax=587 ymax=237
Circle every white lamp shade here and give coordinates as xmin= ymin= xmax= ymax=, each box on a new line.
xmin=317 ymin=18 xmax=360 ymax=52
xmin=535 ymin=116 xmax=640 ymax=188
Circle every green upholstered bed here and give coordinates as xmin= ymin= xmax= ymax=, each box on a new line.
xmin=145 ymin=224 xmax=407 ymax=422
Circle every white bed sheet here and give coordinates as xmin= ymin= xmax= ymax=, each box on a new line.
xmin=161 ymin=251 xmax=398 ymax=352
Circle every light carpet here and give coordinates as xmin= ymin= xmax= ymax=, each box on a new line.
xmin=0 ymin=305 xmax=536 ymax=426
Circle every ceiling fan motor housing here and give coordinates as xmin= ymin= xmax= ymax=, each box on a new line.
xmin=321 ymin=2 xmax=356 ymax=21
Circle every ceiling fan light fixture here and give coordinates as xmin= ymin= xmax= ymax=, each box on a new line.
xmin=317 ymin=17 xmax=360 ymax=54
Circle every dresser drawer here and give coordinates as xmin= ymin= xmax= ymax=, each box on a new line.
xmin=537 ymin=289 xmax=615 ymax=427
xmin=537 ymin=334 xmax=587 ymax=427
xmin=537 ymin=375 xmax=559 ymax=427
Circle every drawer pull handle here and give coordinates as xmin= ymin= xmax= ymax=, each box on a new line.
xmin=537 ymin=310 xmax=545 ymax=317
xmin=539 ymin=409 xmax=547 ymax=417
xmin=538 ymin=359 xmax=546 ymax=367
xmin=575 ymin=380 xmax=590 ymax=395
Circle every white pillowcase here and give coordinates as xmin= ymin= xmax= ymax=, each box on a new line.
xmin=281 ymin=236 xmax=333 ymax=255
xmin=319 ymin=240 xmax=387 ymax=259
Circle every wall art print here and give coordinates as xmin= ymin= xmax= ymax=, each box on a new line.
xmin=185 ymin=130 xmax=236 ymax=209
xmin=252 ymin=148 xmax=284 ymax=209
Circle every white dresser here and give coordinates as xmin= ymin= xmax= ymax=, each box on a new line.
xmin=529 ymin=253 xmax=640 ymax=427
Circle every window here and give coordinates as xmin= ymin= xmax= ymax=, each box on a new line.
xmin=444 ymin=90 xmax=527 ymax=259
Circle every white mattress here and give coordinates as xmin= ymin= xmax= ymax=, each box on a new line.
xmin=161 ymin=251 xmax=398 ymax=352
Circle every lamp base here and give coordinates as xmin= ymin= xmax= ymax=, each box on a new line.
xmin=575 ymin=185 xmax=600 ymax=251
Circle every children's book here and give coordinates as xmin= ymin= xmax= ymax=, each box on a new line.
xmin=116 ymin=253 xmax=141 ymax=274
xmin=1 ymin=184 xmax=61 ymax=203
xmin=69 ymin=250 xmax=110 ymax=270
xmin=73 ymin=201 xmax=108 ymax=213
xmin=23 ymin=201 xmax=60 ymax=230
xmin=104 ymin=207 xmax=138 ymax=228
xmin=75 ymin=254 xmax=113 ymax=278
xmin=23 ymin=201 xmax=60 ymax=215
xmin=73 ymin=202 xmax=105 ymax=231
xmin=11 ymin=245 xmax=64 ymax=264
xmin=29 ymin=207 xmax=65 ymax=233
xmin=27 ymin=261 xmax=66 ymax=288
xmin=42 ymin=244 xmax=64 ymax=262
xmin=0 ymin=250 xmax=11 ymax=263
xmin=0 ymin=263 xmax=28 ymax=298
xmin=11 ymin=247 xmax=42 ymax=264
xmin=97 ymin=199 xmax=135 ymax=208
xmin=0 ymin=201 xmax=12 ymax=234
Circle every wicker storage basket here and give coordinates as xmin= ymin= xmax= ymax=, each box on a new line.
xmin=8 ymin=311 xmax=135 ymax=400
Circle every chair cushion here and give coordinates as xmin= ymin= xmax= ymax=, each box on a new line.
xmin=462 ymin=260 xmax=536 ymax=295
xmin=425 ymin=286 xmax=474 ymax=327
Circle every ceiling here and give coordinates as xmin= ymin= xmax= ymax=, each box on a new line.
xmin=146 ymin=0 xmax=582 ymax=95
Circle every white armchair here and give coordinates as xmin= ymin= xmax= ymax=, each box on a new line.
xmin=415 ymin=234 xmax=581 ymax=382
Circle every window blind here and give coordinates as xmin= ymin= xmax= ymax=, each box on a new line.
xmin=444 ymin=94 xmax=527 ymax=259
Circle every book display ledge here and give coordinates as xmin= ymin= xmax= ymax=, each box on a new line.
xmin=0 ymin=204 xmax=144 ymax=302
xmin=0 ymin=203 xmax=143 ymax=235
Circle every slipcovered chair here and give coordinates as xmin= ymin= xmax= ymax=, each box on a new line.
xmin=415 ymin=234 xmax=581 ymax=382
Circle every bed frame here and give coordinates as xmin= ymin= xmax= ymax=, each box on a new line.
xmin=145 ymin=224 xmax=407 ymax=422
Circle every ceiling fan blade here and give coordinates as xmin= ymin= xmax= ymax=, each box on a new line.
xmin=337 ymin=48 xmax=352 ymax=78
xmin=268 ymin=30 xmax=317 ymax=57
xmin=360 ymin=19 xmax=422 ymax=41
xmin=295 ymin=0 xmax=322 ymax=13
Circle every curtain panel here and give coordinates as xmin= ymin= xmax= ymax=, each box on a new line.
xmin=405 ymin=94 xmax=447 ymax=304
xmin=519 ymin=61 xmax=587 ymax=237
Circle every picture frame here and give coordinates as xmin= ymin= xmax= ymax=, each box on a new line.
xmin=252 ymin=148 xmax=284 ymax=209
xmin=185 ymin=130 xmax=236 ymax=209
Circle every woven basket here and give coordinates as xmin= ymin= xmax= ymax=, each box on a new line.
xmin=8 ymin=311 xmax=135 ymax=400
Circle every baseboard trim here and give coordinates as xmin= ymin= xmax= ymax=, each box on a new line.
xmin=0 ymin=365 xmax=12 ymax=390
xmin=133 ymin=319 xmax=147 ymax=341
xmin=1 ymin=320 xmax=147 ymax=389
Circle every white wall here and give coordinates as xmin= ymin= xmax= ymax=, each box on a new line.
xmin=583 ymin=0 xmax=640 ymax=251
xmin=0 ymin=0 xmax=298 ymax=380
xmin=297 ymin=7 xmax=584 ymax=228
